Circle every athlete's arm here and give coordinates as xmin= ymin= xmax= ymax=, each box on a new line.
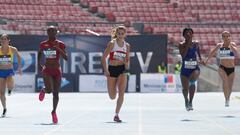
xmin=205 ymin=43 xmax=221 ymax=64
xmin=37 ymin=46 xmax=43 ymax=71
xmin=101 ymin=41 xmax=114 ymax=76
xmin=125 ymin=44 xmax=130 ymax=70
xmin=178 ymin=42 xmax=189 ymax=59
xmin=196 ymin=42 xmax=204 ymax=64
xmin=12 ymin=47 xmax=22 ymax=75
xmin=230 ymin=42 xmax=240 ymax=58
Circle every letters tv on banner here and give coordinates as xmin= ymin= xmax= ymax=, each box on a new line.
xmin=63 ymin=35 xmax=167 ymax=74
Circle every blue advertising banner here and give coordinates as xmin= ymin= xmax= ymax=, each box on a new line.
xmin=35 ymin=73 xmax=78 ymax=92
xmin=11 ymin=35 xmax=167 ymax=92
xmin=10 ymin=35 xmax=167 ymax=74
xmin=13 ymin=51 xmax=37 ymax=73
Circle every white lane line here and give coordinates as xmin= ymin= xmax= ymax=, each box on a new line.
xmin=195 ymin=112 xmax=238 ymax=135
xmin=43 ymin=112 xmax=88 ymax=135
xmin=138 ymin=94 xmax=143 ymax=135
xmin=168 ymin=95 xmax=238 ymax=135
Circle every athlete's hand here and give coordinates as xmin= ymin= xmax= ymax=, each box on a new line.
xmin=230 ymin=44 xmax=238 ymax=54
xmin=38 ymin=64 xmax=43 ymax=71
xmin=203 ymin=59 xmax=208 ymax=66
xmin=198 ymin=59 xmax=205 ymax=65
xmin=18 ymin=68 xmax=22 ymax=75
xmin=104 ymin=70 xmax=110 ymax=77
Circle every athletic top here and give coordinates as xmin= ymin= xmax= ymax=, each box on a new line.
xmin=0 ymin=47 xmax=14 ymax=65
xmin=217 ymin=44 xmax=234 ymax=59
xmin=109 ymin=39 xmax=128 ymax=62
xmin=182 ymin=42 xmax=198 ymax=69
xmin=40 ymin=39 xmax=65 ymax=62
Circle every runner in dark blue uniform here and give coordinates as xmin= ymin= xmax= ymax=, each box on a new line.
xmin=178 ymin=28 xmax=204 ymax=111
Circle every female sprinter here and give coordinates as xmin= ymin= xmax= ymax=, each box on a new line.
xmin=205 ymin=31 xmax=239 ymax=107
xmin=0 ymin=34 xmax=22 ymax=117
xmin=101 ymin=26 xmax=130 ymax=122
xmin=178 ymin=28 xmax=203 ymax=111
xmin=38 ymin=26 xmax=68 ymax=124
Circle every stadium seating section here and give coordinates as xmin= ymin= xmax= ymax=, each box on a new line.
xmin=0 ymin=0 xmax=239 ymax=63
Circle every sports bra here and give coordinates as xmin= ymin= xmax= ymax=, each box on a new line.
xmin=109 ymin=40 xmax=128 ymax=62
xmin=217 ymin=44 xmax=234 ymax=59
xmin=0 ymin=47 xmax=14 ymax=65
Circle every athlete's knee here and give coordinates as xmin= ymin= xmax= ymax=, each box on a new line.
xmin=109 ymin=93 xmax=116 ymax=100
xmin=45 ymin=88 xmax=52 ymax=94
xmin=0 ymin=91 xmax=5 ymax=97
xmin=117 ymin=94 xmax=124 ymax=101
xmin=189 ymin=80 xmax=196 ymax=86
xmin=182 ymin=89 xmax=188 ymax=92
xmin=53 ymin=94 xmax=59 ymax=99
xmin=118 ymin=90 xmax=125 ymax=98
xmin=108 ymin=88 xmax=117 ymax=100
xmin=109 ymin=95 xmax=116 ymax=100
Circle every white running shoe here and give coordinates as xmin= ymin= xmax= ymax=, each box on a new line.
xmin=225 ymin=100 xmax=229 ymax=107
xmin=188 ymin=102 xmax=193 ymax=110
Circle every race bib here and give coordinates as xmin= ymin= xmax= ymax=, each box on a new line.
xmin=219 ymin=49 xmax=231 ymax=57
xmin=43 ymin=48 xmax=57 ymax=59
xmin=113 ymin=51 xmax=126 ymax=61
xmin=0 ymin=55 xmax=12 ymax=65
xmin=184 ymin=60 xmax=197 ymax=69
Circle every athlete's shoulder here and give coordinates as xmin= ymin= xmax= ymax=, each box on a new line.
xmin=40 ymin=40 xmax=48 ymax=47
xmin=192 ymin=40 xmax=199 ymax=48
xmin=56 ymin=39 xmax=65 ymax=49
xmin=179 ymin=40 xmax=185 ymax=45
xmin=109 ymin=39 xmax=116 ymax=44
xmin=39 ymin=40 xmax=50 ymax=50
xmin=230 ymin=42 xmax=237 ymax=46
xmin=108 ymin=39 xmax=115 ymax=47
xmin=193 ymin=40 xmax=199 ymax=44
xmin=216 ymin=43 xmax=222 ymax=48
xmin=56 ymin=39 xmax=65 ymax=45
xmin=179 ymin=41 xmax=186 ymax=48
xmin=125 ymin=41 xmax=130 ymax=47
xmin=9 ymin=46 xmax=17 ymax=51
xmin=40 ymin=40 xmax=48 ymax=45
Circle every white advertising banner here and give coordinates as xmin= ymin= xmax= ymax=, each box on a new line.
xmin=13 ymin=74 xmax=35 ymax=93
xmin=79 ymin=75 xmax=107 ymax=92
xmin=127 ymin=74 xmax=136 ymax=92
xmin=79 ymin=75 xmax=136 ymax=92
xmin=141 ymin=73 xmax=182 ymax=93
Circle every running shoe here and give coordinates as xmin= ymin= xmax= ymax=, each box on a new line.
xmin=225 ymin=100 xmax=229 ymax=107
xmin=8 ymin=90 xmax=12 ymax=96
xmin=51 ymin=111 xmax=58 ymax=124
xmin=185 ymin=101 xmax=190 ymax=111
xmin=114 ymin=115 xmax=122 ymax=123
xmin=1 ymin=108 xmax=7 ymax=117
xmin=188 ymin=102 xmax=194 ymax=110
xmin=39 ymin=89 xmax=45 ymax=101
